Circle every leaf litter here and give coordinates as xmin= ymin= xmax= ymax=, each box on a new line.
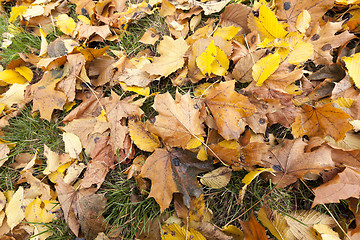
xmin=1 ymin=0 xmax=360 ymax=238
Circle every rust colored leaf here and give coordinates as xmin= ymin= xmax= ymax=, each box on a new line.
xmin=292 ymin=102 xmax=353 ymax=141
xmin=139 ymin=148 xmax=212 ymax=212
xmin=240 ymin=212 xmax=267 ymax=240
xmin=204 ymin=81 xmax=255 ymax=140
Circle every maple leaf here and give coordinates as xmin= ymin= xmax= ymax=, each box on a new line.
xmin=142 ymin=36 xmax=189 ymax=77
xmin=240 ymin=212 xmax=268 ymax=240
xmin=204 ymin=80 xmax=255 ymax=140
xmin=262 ymin=138 xmax=335 ymax=188
xmin=275 ymin=0 xmax=335 ymax=32
xmin=147 ymin=92 xmax=205 ymax=148
xmin=139 ymin=148 xmax=212 ymax=212
xmin=26 ymin=69 xmax=67 ymax=121
xmin=312 ymin=167 xmax=360 ymax=207
xmin=292 ymin=102 xmax=353 ymax=141
xmin=55 ymin=177 xmax=106 ymax=238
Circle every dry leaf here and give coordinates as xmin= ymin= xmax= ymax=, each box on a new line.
xmin=200 ymin=167 xmax=232 ymax=189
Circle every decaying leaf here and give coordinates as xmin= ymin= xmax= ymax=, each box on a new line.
xmin=200 ymin=167 xmax=232 ymax=189
xmin=239 ymin=212 xmax=267 ymax=240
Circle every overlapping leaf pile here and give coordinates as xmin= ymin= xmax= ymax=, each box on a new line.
xmin=1 ymin=0 xmax=360 ymax=238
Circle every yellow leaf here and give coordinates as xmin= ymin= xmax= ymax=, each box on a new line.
xmin=128 ymin=117 xmax=161 ymax=152
xmin=193 ymin=83 xmax=213 ymax=97
xmin=196 ymin=41 xmax=229 ymax=76
xmin=55 ymin=14 xmax=76 ymax=36
xmin=120 ymin=82 xmax=150 ymax=96
xmin=285 ymin=82 xmax=303 ymax=95
xmin=296 ymin=10 xmax=311 ymax=33
xmin=25 ymin=197 xmax=56 ymax=223
xmin=5 ymin=186 xmax=25 ymax=230
xmin=335 ymin=97 xmax=354 ymax=108
xmin=255 ymin=4 xmax=288 ymax=40
xmin=142 ymin=36 xmax=189 ymax=77
xmin=161 ymin=223 xmax=206 ymax=240
xmin=78 ymin=15 xmax=90 ymax=25
xmin=9 ymin=6 xmax=27 ymax=23
xmin=39 ymin=28 xmax=48 ymax=57
xmin=63 ymin=132 xmax=82 ymax=159
xmin=213 ymin=26 xmax=241 ymax=40
xmin=186 ymin=136 xmax=204 ymax=149
xmin=0 ymin=69 xmax=28 ymax=85
xmin=0 ymin=83 xmax=28 ymax=110
xmin=218 ymin=140 xmax=239 ymax=149
xmin=343 ymin=52 xmax=360 ymax=88
xmin=43 ymin=145 xmax=61 ymax=175
xmin=197 ymin=145 xmax=208 ymax=161
xmin=252 ymin=52 xmax=281 ymax=86
xmin=239 ymin=168 xmax=274 ymax=204
xmin=15 ymin=66 xmax=33 ymax=82
xmin=287 ymin=41 xmax=313 ymax=64
xmin=96 ymin=109 xmax=108 ymax=122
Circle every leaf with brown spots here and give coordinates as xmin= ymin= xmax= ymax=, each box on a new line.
xmin=292 ymin=102 xmax=353 ymax=141
xmin=275 ymin=0 xmax=335 ymax=32
xmin=204 ymin=80 xmax=255 ymax=140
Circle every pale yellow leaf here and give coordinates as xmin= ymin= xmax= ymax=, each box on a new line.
xmin=200 ymin=167 xmax=232 ymax=189
xmin=252 ymin=52 xmax=281 ymax=86
xmin=296 ymin=10 xmax=311 ymax=33
xmin=25 ymin=197 xmax=56 ymax=223
xmin=287 ymin=41 xmax=313 ymax=64
xmin=343 ymin=52 xmax=360 ymax=88
xmin=63 ymin=132 xmax=82 ymax=159
xmin=5 ymin=186 xmax=25 ymax=230
xmin=56 ymin=14 xmax=76 ymax=36
xmin=213 ymin=26 xmax=241 ymax=40
xmin=43 ymin=145 xmax=61 ymax=175
xmin=0 ymin=83 xmax=28 ymax=110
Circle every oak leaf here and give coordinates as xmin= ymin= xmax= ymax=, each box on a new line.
xmin=147 ymin=92 xmax=205 ymax=148
xmin=204 ymin=81 xmax=255 ymax=140
xmin=139 ymin=148 xmax=212 ymax=212
xmin=312 ymin=167 xmax=360 ymax=207
xmin=292 ymin=102 xmax=353 ymax=141
xmin=142 ymin=36 xmax=189 ymax=77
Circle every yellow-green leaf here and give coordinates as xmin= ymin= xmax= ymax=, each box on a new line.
xmin=343 ymin=52 xmax=360 ymax=88
xmin=252 ymin=52 xmax=281 ymax=86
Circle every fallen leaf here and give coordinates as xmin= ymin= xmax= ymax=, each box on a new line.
xmin=147 ymin=92 xmax=205 ymax=148
xmin=5 ymin=187 xmax=25 ymax=230
xmin=312 ymin=167 xmax=360 ymax=207
xmin=204 ymin=81 xmax=255 ymax=140
xmin=24 ymin=197 xmax=58 ymax=223
xmin=143 ymin=36 xmax=189 ymax=77
xmin=128 ymin=117 xmax=161 ymax=152
xmin=240 ymin=212 xmax=267 ymax=240
xmin=292 ymin=102 xmax=353 ymax=141
xmin=220 ymin=3 xmax=251 ymax=34
xmin=139 ymin=148 xmax=212 ymax=211
xmin=161 ymin=223 xmax=206 ymax=239
xmin=200 ymin=167 xmax=232 ymax=189
xmin=252 ymin=52 xmax=281 ymax=86
xmin=196 ymin=40 xmax=229 ymax=76
xmin=343 ymin=52 xmax=360 ymax=89
xmin=63 ymin=132 xmax=82 ymax=159
xmin=263 ymin=139 xmax=335 ymax=188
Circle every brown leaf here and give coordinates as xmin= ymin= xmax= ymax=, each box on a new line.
xmin=103 ymin=92 xmax=143 ymax=152
xmin=232 ymin=49 xmax=266 ymax=83
xmin=220 ymin=3 xmax=251 ymax=34
xmin=80 ymin=136 xmax=115 ymax=190
xmin=55 ymin=177 xmax=106 ymax=238
xmin=0 ymin=144 xmax=10 ymax=168
xmin=77 ymin=23 xmax=112 ymax=40
xmin=292 ymin=102 xmax=353 ymax=141
xmin=147 ymin=92 xmax=205 ymax=148
xmin=240 ymin=212 xmax=268 ymax=240
xmin=263 ymin=139 xmax=335 ymax=188
xmin=275 ymin=0 xmax=335 ymax=32
xmin=305 ymin=21 xmax=356 ymax=65
xmin=139 ymin=148 xmax=212 ymax=212
xmin=57 ymin=53 xmax=85 ymax=102
xmin=312 ymin=167 xmax=360 ymax=207
xmin=204 ymin=81 xmax=255 ymax=140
